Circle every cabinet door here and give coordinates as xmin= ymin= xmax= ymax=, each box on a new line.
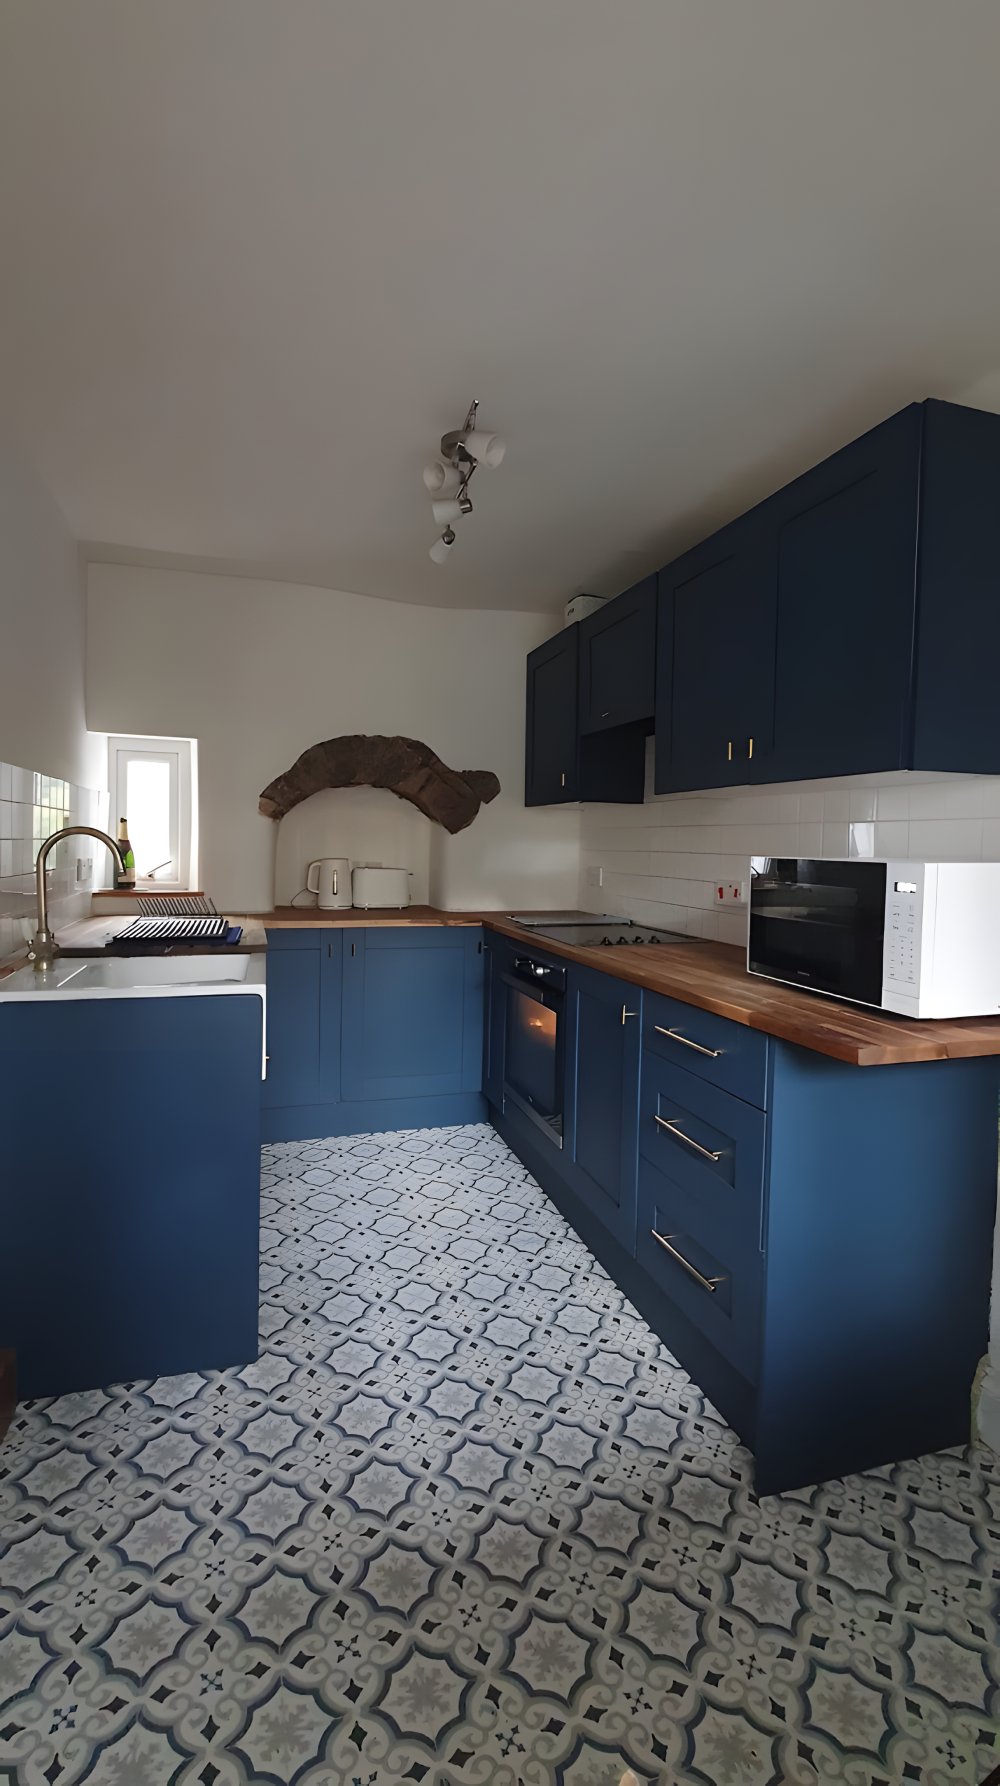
xmin=579 ymin=578 xmax=656 ymax=732
xmin=564 ymin=964 xmax=641 ymax=1251
xmin=341 ymin=927 xmax=483 ymax=1101
xmin=482 ymin=932 xmax=508 ymax=1109
xmin=525 ymin=628 xmax=579 ymax=805
xmin=261 ymin=931 xmax=323 ymax=1108
xmin=768 ymin=405 xmax=921 ymax=781
xmin=654 ymin=515 xmax=775 ymax=794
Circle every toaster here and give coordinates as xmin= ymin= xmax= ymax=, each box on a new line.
xmin=351 ymin=866 xmax=411 ymax=909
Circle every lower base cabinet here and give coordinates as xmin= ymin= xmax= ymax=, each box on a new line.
xmin=262 ymin=925 xmax=485 ymax=1142
xmin=486 ymin=965 xmax=999 ymax=1494
xmin=563 ymin=963 xmax=641 ymax=1250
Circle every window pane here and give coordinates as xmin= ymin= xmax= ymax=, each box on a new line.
xmin=125 ymin=757 xmax=173 ymax=878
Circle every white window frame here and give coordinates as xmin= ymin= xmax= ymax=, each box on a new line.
xmin=107 ymin=735 xmax=195 ymax=890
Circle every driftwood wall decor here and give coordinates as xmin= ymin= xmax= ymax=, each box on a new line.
xmin=259 ymin=735 xmax=501 ymax=835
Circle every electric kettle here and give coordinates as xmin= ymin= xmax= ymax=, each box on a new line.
xmin=305 ymin=857 xmax=352 ymax=909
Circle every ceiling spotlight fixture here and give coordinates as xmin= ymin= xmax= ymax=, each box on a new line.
xmin=424 ymin=398 xmax=505 ymax=564
xmin=429 ymin=527 xmax=456 ymax=565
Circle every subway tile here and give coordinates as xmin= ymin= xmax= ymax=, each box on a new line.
xmin=717 ymin=909 xmax=749 ymax=948
xmin=848 ymin=822 xmax=875 ymax=859
xmin=12 ymin=766 xmax=31 ymax=801
xmin=980 ymin=819 xmax=1000 ymax=859
xmin=822 ymin=790 xmax=850 ymax=821
xmin=907 ymin=817 xmax=983 ymax=859
xmin=0 ymin=763 xmax=10 ymax=800
xmin=907 ymin=780 xmax=985 ymax=820
xmin=0 ymin=842 xmax=12 ymax=877
xmin=977 ymin=779 xmax=1000 ymax=817
xmin=873 ymin=821 xmax=910 ymax=857
xmin=795 ymin=823 xmax=824 ymax=857
xmin=849 ymin=790 xmax=877 ymax=822
xmin=821 ymin=822 xmax=850 ymax=857
xmin=798 ymin=791 xmax=825 ymax=821
xmin=875 ymin=784 xmax=910 ymax=820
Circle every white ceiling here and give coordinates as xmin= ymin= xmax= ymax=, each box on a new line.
xmin=2 ymin=2 xmax=1000 ymax=612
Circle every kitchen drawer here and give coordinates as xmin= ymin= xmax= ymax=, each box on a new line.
xmin=643 ymin=989 xmax=768 ymax=1108
xmin=640 ymin=1053 xmax=766 ymax=1222
xmin=265 ymin=928 xmax=322 ymax=951
xmin=636 ymin=1155 xmax=763 ymax=1379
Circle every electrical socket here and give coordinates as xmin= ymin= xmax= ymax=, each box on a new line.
xmin=584 ymin=865 xmax=604 ymax=889
xmin=716 ymin=880 xmax=747 ymax=904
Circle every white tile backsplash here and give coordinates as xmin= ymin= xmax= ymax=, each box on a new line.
xmin=0 ymin=760 xmax=108 ymax=962
xmin=579 ymin=743 xmax=1000 ymax=940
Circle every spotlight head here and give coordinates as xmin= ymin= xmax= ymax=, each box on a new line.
xmin=431 ymin=496 xmax=473 ymax=526
xmin=429 ymin=527 xmax=456 ymax=565
xmin=463 ymin=429 xmax=505 ymax=468
xmin=422 ymin=459 xmax=462 ymax=496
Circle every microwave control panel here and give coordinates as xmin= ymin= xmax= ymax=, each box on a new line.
xmin=884 ymin=875 xmax=922 ymax=988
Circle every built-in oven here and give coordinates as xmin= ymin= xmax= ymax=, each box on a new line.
xmin=501 ymin=951 xmax=566 ymax=1147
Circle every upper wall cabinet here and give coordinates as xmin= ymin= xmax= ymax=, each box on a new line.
xmin=655 ymin=514 xmax=776 ymax=792
xmin=655 ymin=399 xmax=1000 ymax=794
xmin=579 ymin=577 xmax=656 ymax=733
xmin=525 ymin=628 xmax=580 ymax=805
xmin=525 ymin=615 xmax=649 ymax=807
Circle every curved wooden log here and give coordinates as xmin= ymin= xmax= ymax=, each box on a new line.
xmin=258 ymin=734 xmax=501 ymax=834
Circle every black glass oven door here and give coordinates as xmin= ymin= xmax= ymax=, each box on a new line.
xmin=748 ymin=858 xmax=887 ymax=1007
xmin=503 ymin=981 xmax=564 ymax=1145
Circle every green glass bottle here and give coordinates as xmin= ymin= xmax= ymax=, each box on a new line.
xmin=116 ymin=816 xmax=136 ymax=889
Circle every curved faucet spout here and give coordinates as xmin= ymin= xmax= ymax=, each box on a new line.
xmin=28 ymin=827 xmax=126 ymax=971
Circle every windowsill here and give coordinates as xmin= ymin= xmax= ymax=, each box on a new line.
xmin=92 ymin=888 xmax=205 ymax=899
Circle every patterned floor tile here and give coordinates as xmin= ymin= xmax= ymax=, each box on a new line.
xmin=1 ymin=1121 xmax=999 ymax=1785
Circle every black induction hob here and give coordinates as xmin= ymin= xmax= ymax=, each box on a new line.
xmin=509 ymin=914 xmax=694 ymax=947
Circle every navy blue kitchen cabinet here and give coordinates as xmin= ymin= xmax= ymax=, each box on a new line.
xmin=489 ymin=951 xmax=1000 ymax=1493
xmin=655 ymin=398 xmax=1000 ymax=792
xmin=766 ymin=404 xmax=923 ymax=781
xmin=261 ymin=928 xmax=331 ymax=1110
xmin=525 ymin=623 xmax=648 ymax=806
xmin=525 ymin=628 xmax=579 ymax=804
xmin=261 ymin=926 xmax=485 ymax=1142
xmin=562 ymin=963 xmax=641 ymax=1249
xmin=655 ymin=513 xmax=776 ymax=792
xmin=342 ymin=926 xmax=483 ymax=1100
xmin=482 ymin=929 xmax=509 ymax=1109
xmin=0 ymin=991 xmax=263 ymax=1400
xmin=578 ymin=577 xmax=656 ymax=733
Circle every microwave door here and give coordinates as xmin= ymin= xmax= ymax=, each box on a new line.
xmin=749 ymin=859 xmax=887 ymax=1007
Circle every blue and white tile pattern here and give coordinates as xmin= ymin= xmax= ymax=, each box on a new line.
xmin=1 ymin=1124 xmax=998 ymax=1783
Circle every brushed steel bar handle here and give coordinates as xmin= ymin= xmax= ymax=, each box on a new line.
xmin=621 ymin=1004 xmax=638 ymax=1024
xmin=560 ymin=772 xmax=567 ymax=787
xmin=654 ymin=1024 xmax=722 ymax=1059
xmin=654 ymin=1113 xmax=723 ymax=1162
xmin=727 ymin=740 xmax=733 ymax=761
xmin=651 ymin=1228 xmax=725 ymax=1293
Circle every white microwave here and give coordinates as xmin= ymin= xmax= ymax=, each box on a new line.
xmin=747 ymin=858 xmax=1000 ymax=1018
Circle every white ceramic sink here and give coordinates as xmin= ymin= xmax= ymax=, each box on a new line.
xmin=0 ymin=950 xmax=268 ymax=1075
xmin=0 ymin=952 xmax=264 ymax=997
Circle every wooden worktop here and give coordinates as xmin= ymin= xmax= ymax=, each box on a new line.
xmin=482 ymin=917 xmax=1000 ymax=1068
xmin=12 ymin=903 xmax=994 ymax=1067
xmin=236 ymin=905 xmax=484 ymax=928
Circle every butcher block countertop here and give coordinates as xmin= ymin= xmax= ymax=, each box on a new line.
xmin=239 ymin=904 xmax=483 ymax=928
xmin=242 ymin=906 xmax=1000 ymax=1067
xmin=481 ymin=918 xmax=1000 ymax=1069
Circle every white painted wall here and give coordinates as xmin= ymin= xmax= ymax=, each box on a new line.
xmin=86 ymin=564 xmax=579 ymax=913
xmin=0 ymin=432 xmax=105 ymax=791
